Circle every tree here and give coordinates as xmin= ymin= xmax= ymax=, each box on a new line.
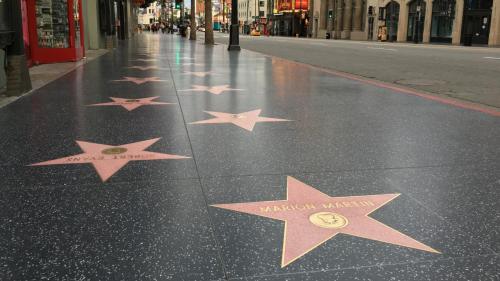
xmin=204 ymin=0 xmax=214 ymax=44
xmin=190 ymin=0 xmax=197 ymax=39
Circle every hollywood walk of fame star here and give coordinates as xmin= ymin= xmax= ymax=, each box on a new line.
xmin=88 ymin=97 xmax=175 ymax=111
xmin=111 ymin=76 xmax=167 ymax=85
xmin=180 ymin=63 xmax=204 ymax=66
xmin=212 ymin=176 xmax=440 ymax=267
xmin=132 ymin=58 xmax=158 ymax=62
xmin=127 ymin=66 xmax=167 ymax=71
xmin=178 ymin=85 xmax=243 ymax=95
xmin=190 ymin=109 xmax=291 ymax=131
xmin=30 ymin=138 xmax=190 ymax=182
xmin=182 ymin=71 xmax=216 ymax=77
xmin=138 ymin=54 xmax=168 ymax=58
xmin=173 ymin=56 xmax=194 ymax=60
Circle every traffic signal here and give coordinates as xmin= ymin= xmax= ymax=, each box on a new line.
xmin=175 ymin=0 xmax=182 ymax=9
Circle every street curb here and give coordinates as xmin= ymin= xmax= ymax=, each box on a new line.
xmin=0 ymin=49 xmax=110 ymax=110
xmin=211 ymin=38 xmax=500 ymax=117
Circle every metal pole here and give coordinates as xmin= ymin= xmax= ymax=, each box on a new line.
xmin=255 ymin=0 xmax=258 ymax=30
xmin=223 ymin=0 xmax=226 ymax=31
xmin=171 ymin=2 xmax=175 ymax=33
xmin=6 ymin=0 xmax=32 ymax=95
xmin=180 ymin=0 xmax=186 ymax=37
xmin=228 ymin=0 xmax=241 ymax=50
xmin=308 ymin=0 xmax=314 ymax=37
xmin=292 ymin=0 xmax=295 ymax=36
xmin=389 ymin=0 xmax=394 ymax=42
xmin=413 ymin=0 xmax=420 ymax=43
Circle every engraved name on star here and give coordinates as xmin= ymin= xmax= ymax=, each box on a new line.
xmin=182 ymin=71 xmax=216 ymax=77
xmin=132 ymin=58 xmax=158 ymax=62
xmin=180 ymin=63 xmax=204 ymax=66
xmin=178 ymin=85 xmax=243 ymax=95
xmin=111 ymin=76 xmax=167 ymax=85
xmin=212 ymin=176 xmax=440 ymax=267
xmin=88 ymin=97 xmax=175 ymax=111
xmin=190 ymin=109 xmax=291 ymax=131
xmin=29 ymin=138 xmax=190 ymax=182
xmin=173 ymin=56 xmax=194 ymax=60
xmin=137 ymin=54 xmax=168 ymax=58
xmin=127 ymin=66 xmax=168 ymax=71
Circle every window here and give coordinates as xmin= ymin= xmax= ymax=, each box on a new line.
xmin=465 ymin=0 xmax=493 ymax=10
xmin=385 ymin=1 xmax=400 ymax=41
xmin=431 ymin=0 xmax=455 ymax=42
xmin=361 ymin=0 xmax=367 ymax=30
xmin=260 ymin=1 xmax=265 ymax=7
xmin=259 ymin=11 xmax=265 ymax=16
xmin=35 ymin=0 xmax=70 ymax=48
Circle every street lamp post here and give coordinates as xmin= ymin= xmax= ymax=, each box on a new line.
xmin=5 ymin=0 xmax=32 ymax=96
xmin=388 ymin=0 xmax=395 ymax=42
xmin=413 ymin=0 xmax=421 ymax=43
xmin=171 ymin=2 xmax=175 ymax=33
xmin=228 ymin=0 xmax=241 ymax=50
xmin=223 ymin=0 xmax=226 ymax=32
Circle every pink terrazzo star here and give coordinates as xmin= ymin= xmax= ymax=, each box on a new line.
xmin=111 ymin=76 xmax=167 ymax=85
xmin=190 ymin=109 xmax=291 ymax=131
xmin=181 ymin=63 xmax=204 ymax=66
xmin=30 ymin=138 xmax=190 ymax=182
xmin=178 ymin=85 xmax=243 ymax=95
xmin=213 ymin=176 xmax=440 ymax=267
xmin=88 ymin=97 xmax=174 ymax=111
xmin=138 ymin=54 xmax=168 ymax=58
xmin=182 ymin=71 xmax=216 ymax=77
xmin=132 ymin=58 xmax=158 ymax=62
xmin=175 ymin=56 xmax=194 ymax=60
xmin=127 ymin=66 xmax=166 ymax=70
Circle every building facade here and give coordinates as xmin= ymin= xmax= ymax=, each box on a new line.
xmin=239 ymin=0 xmax=269 ymax=33
xmin=268 ymin=0 xmax=309 ymax=36
xmin=310 ymin=0 xmax=500 ymax=46
xmin=138 ymin=2 xmax=161 ymax=25
xmin=19 ymin=0 xmax=139 ymax=64
xmin=84 ymin=0 xmax=140 ymax=50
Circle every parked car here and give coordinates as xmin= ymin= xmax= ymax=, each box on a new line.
xmin=251 ymin=29 xmax=261 ymax=36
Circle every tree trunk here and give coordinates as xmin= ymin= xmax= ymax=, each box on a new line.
xmin=190 ymin=0 xmax=197 ymax=39
xmin=205 ymin=0 xmax=214 ymax=44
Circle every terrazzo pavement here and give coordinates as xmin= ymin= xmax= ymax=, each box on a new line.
xmin=0 ymin=34 xmax=499 ymax=280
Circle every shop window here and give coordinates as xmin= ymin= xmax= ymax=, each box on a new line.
xmin=324 ymin=6 xmax=329 ymax=29
xmin=73 ymin=0 xmax=80 ymax=47
xmin=361 ymin=0 xmax=366 ymax=31
xmin=465 ymin=0 xmax=493 ymax=10
xmin=431 ymin=0 xmax=455 ymax=42
xmin=385 ymin=1 xmax=399 ymax=41
xmin=407 ymin=0 xmax=426 ymax=42
xmin=35 ymin=0 xmax=70 ymax=48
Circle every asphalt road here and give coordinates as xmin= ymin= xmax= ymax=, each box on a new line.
xmin=199 ymin=32 xmax=500 ymax=108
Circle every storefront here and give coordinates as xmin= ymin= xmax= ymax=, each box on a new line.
xmin=461 ymin=0 xmax=493 ymax=45
xmin=385 ymin=1 xmax=400 ymax=41
xmin=25 ymin=0 xmax=85 ymax=65
xmin=407 ymin=0 xmax=426 ymax=42
xmin=430 ymin=0 xmax=456 ymax=43
xmin=269 ymin=0 xmax=309 ymax=36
